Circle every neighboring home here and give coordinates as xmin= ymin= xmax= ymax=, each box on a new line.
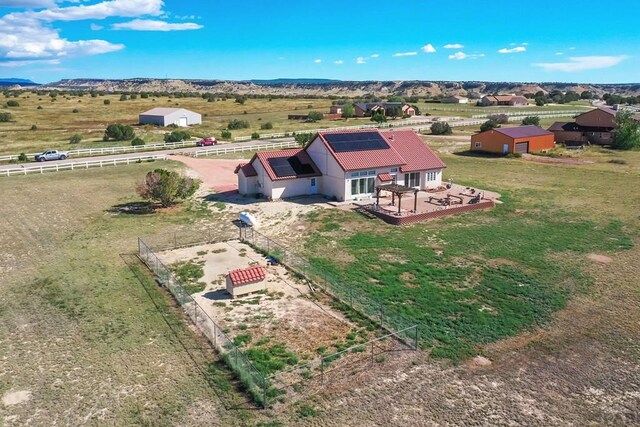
xmin=139 ymin=108 xmax=202 ymax=127
xmin=441 ymin=95 xmax=469 ymax=104
xmin=471 ymin=125 xmax=555 ymax=154
xmin=480 ymin=95 xmax=529 ymax=107
xmin=329 ymin=105 xmax=343 ymax=115
xmin=354 ymin=102 xmax=416 ymax=117
xmin=548 ymin=107 xmax=620 ymax=145
xmin=226 ymin=266 xmax=267 ymax=298
xmin=236 ymin=129 xmax=446 ymax=201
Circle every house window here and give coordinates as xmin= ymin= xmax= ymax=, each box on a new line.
xmin=390 ymin=168 xmax=398 ymax=173
xmin=426 ymin=171 xmax=438 ymax=182
xmin=404 ymin=172 xmax=420 ymax=188
xmin=475 ymin=142 xmax=481 ymax=148
xmin=350 ymin=177 xmax=375 ymax=195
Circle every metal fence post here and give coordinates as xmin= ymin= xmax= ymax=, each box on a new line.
xmin=321 ymin=358 xmax=324 ymax=385
xmin=371 ymin=341 xmax=374 ymax=365
xmin=414 ymin=325 xmax=419 ymax=350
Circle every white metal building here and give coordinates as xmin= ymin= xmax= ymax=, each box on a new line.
xmin=139 ymin=108 xmax=202 ymax=127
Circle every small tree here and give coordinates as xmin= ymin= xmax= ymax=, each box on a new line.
xmin=430 ymin=122 xmax=452 ymax=135
xmin=521 ymin=116 xmax=540 ymax=126
xmin=104 ymin=99 xmax=111 ymax=105
xmin=535 ymin=96 xmax=546 ymax=106
xmin=72 ymin=108 xmax=79 ymax=113
xmin=307 ymin=111 xmax=324 ymax=122
xmin=119 ymin=94 xmax=128 ymax=101
xmin=341 ymin=104 xmax=355 ymax=119
xmin=131 ymin=137 xmax=145 ymax=146
xmin=136 ymin=169 xmax=200 ymax=208
xmin=104 ymin=123 xmax=135 ymax=141
xmin=227 ymin=119 xmax=250 ymax=130
xmin=130 ymin=94 xmax=138 ymax=100
xmin=612 ymin=110 xmax=640 ymax=150
xmin=480 ymin=119 xmax=500 ymax=132
xmin=221 ymin=130 xmax=232 ymax=139
xmin=386 ymin=106 xmax=402 ymax=119
xmin=69 ymin=134 xmax=82 ymax=144
xmin=251 ymin=132 xmax=261 ymax=140
xmin=260 ymin=122 xmax=273 ymax=130
xmin=0 ymin=112 xmax=12 ymax=122
xmin=6 ymin=100 xmax=19 ymax=107
xmin=164 ymin=130 xmax=191 ymax=143
xmin=235 ymin=96 xmax=247 ymax=105
xmin=294 ymin=133 xmax=313 ymax=146
xmin=371 ymin=111 xmax=387 ymax=123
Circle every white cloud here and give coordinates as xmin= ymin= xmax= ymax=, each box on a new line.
xmin=555 ymin=52 xmax=563 ymax=56
xmin=421 ymin=44 xmax=436 ymax=53
xmin=113 ymin=19 xmax=203 ymax=31
xmin=334 ymin=60 xmax=343 ymax=64
xmin=569 ymin=47 xmax=576 ymax=50
xmin=522 ymin=42 xmax=529 ymax=46
xmin=370 ymin=53 xmax=379 ymax=58
xmin=0 ymin=0 xmax=55 ymax=7
xmin=30 ymin=0 xmax=164 ymax=21
xmin=498 ymin=46 xmax=526 ymax=54
xmin=534 ymin=55 xmax=628 ymax=72
xmin=448 ymin=51 xmax=484 ymax=60
xmin=90 ymin=23 xmax=103 ymax=30
xmin=0 ymin=58 xmax=59 ymax=67
xmin=392 ymin=51 xmax=417 ymax=57
xmin=444 ymin=43 xmax=464 ymax=49
xmin=314 ymin=59 xmax=321 ymax=64
xmin=355 ymin=56 xmax=367 ymax=64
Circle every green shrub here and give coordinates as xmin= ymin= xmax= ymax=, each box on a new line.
xmin=18 ymin=153 xmax=28 ymax=162
xmin=131 ymin=137 xmax=145 ymax=146
xmin=69 ymin=134 xmax=82 ymax=144
xmin=221 ymin=130 xmax=232 ymax=139
xmin=103 ymin=123 xmax=134 ymax=141
xmin=103 ymin=99 xmax=111 ymax=105
xmin=228 ymin=119 xmax=250 ymax=130
xmin=37 ymin=105 xmax=42 ymax=110
xmin=260 ymin=122 xmax=273 ymax=130
xmin=6 ymin=100 xmax=19 ymax=107
xmin=251 ymin=132 xmax=261 ymax=140
xmin=72 ymin=108 xmax=79 ymax=113
xmin=164 ymin=130 xmax=191 ymax=143
xmin=0 ymin=112 xmax=13 ymax=122
xmin=30 ymin=125 xmax=37 ymax=130
xmin=430 ymin=121 xmax=452 ymax=135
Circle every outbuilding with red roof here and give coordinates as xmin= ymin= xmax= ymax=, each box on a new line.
xmin=236 ymin=129 xmax=446 ymax=201
xmin=470 ymin=125 xmax=555 ymax=154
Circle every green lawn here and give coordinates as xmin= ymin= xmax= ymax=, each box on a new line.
xmin=300 ymin=150 xmax=639 ymax=360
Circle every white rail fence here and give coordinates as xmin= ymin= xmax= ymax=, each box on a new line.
xmin=1 ymin=154 xmax=167 ymax=177
xmin=231 ymin=118 xmax=456 ymax=142
xmin=192 ymin=140 xmax=299 ymax=157
xmin=471 ymin=110 xmax=584 ymax=119
xmin=0 ymin=140 xmax=197 ymax=163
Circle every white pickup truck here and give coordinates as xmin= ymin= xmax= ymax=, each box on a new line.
xmin=34 ymin=150 xmax=70 ymax=162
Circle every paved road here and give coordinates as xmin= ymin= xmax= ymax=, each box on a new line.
xmin=0 ymin=119 xmax=477 ymax=174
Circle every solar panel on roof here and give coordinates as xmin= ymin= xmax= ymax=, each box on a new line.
xmin=324 ymin=132 xmax=389 ymax=153
xmin=267 ymin=156 xmax=315 ymax=178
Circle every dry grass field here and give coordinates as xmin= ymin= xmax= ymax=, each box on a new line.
xmin=1 ymin=134 xmax=639 ymax=425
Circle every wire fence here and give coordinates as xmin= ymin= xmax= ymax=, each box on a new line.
xmin=137 ymin=228 xmax=418 ymax=407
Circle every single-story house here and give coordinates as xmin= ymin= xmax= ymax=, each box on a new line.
xmin=471 ymin=125 xmax=555 ymax=154
xmin=329 ymin=105 xmax=343 ymax=115
xmin=548 ymin=107 xmax=623 ymax=145
xmin=354 ymin=102 xmax=416 ymax=117
xmin=226 ymin=266 xmax=267 ymax=298
xmin=139 ymin=108 xmax=202 ymax=127
xmin=236 ymin=129 xmax=446 ymax=201
xmin=441 ymin=95 xmax=469 ymax=104
xmin=480 ymin=95 xmax=529 ymax=107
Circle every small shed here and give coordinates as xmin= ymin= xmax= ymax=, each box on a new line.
xmin=471 ymin=126 xmax=555 ymax=154
xmin=139 ymin=108 xmax=202 ymax=127
xmin=226 ymin=266 xmax=267 ymax=298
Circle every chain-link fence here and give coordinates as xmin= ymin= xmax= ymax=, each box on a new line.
xmin=239 ymin=227 xmax=420 ymax=348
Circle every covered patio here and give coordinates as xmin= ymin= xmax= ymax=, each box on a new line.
xmin=373 ymin=183 xmax=420 ymax=216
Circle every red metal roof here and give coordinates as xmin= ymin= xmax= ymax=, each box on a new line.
xmin=234 ymin=163 xmax=257 ymax=177
xmin=377 ymin=173 xmax=393 ymax=182
xmin=316 ymin=129 xmax=406 ymax=171
xmin=253 ymin=148 xmax=322 ymax=181
xmin=382 ymin=130 xmax=447 ymax=173
xmin=228 ymin=266 xmax=266 ymax=287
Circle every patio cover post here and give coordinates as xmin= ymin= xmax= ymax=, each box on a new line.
xmin=397 ymin=193 xmax=402 ymax=215
xmin=376 ymin=187 xmax=381 ymax=206
xmin=413 ymin=189 xmax=418 ymax=213
xmin=391 ymin=191 xmax=395 ymax=206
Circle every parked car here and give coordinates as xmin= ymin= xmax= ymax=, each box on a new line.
xmin=196 ymin=137 xmax=217 ymax=146
xmin=34 ymin=150 xmax=70 ymax=162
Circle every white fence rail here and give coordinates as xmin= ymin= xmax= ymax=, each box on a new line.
xmin=1 ymin=154 xmax=167 ymax=177
xmin=471 ymin=110 xmax=584 ymax=119
xmin=192 ymin=141 xmax=299 ymax=157
xmin=0 ymin=140 xmax=197 ymax=163
xmin=231 ymin=118 xmax=455 ymax=142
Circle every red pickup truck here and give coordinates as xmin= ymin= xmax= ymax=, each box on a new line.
xmin=196 ymin=137 xmax=218 ymax=146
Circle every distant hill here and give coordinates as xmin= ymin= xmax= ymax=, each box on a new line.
xmin=0 ymin=78 xmax=39 ymax=87
xmin=42 ymin=78 xmax=640 ymax=97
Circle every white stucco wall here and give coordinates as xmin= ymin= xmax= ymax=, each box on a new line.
xmin=238 ymin=170 xmax=258 ymax=195
xmin=270 ymin=177 xmax=317 ymax=199
xmin=306 ymin=137 xmax=347 ymax=201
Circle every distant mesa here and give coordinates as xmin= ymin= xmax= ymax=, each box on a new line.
xmin=0 ymin=78 xmax=40 ymax=87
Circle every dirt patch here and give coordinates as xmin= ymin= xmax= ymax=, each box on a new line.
xmin=168 ymin=155 xmax=249 ymax=192
xmin=522 ymin=154 xmax=595 ymax=165
xmin=587 ymin=253 xmax=612 ymax=264
xmin=2 ymin=390 xmax=32 ymax=406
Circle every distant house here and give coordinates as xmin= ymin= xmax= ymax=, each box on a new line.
xmin=139 ymin=108 xmax=201 ymax=127
xmin=354 ymin=102 xmax=416 ymax=117
xmin=329 ymin=105 xmax=343 ymax=115
xmin=480 ymin=95 xmax=529 ymax=107
xmin=236 ymin=129 xmax=445 ymax=201
xmin=548 ymin=107 xmax=619 ymax=145
xmin=471 ymin=126 xmax=555 ymax=154
xmin=441 ymin=95 xmax=469 ymax=104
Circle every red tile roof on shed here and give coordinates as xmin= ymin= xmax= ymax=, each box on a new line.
xmin=228 ymin=266 xmax=266 ymax=287
xmin=493 ymin=125 xmax=553 ymax=139
xmin=315 ymin=129 xmax=405 ymax=171
xmin=253 ymin=148 xmax=322 ymax=181
xmin=234 ymin=162 xmax=257 ymax=177
xmin=377 ymin=173 xmax=393 ymax=182
xmin=382 ymin=130 xmax=447 ymax=173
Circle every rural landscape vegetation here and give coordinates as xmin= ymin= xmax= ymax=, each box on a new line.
xmin=1 ymin=0 xmax=640 ymax=426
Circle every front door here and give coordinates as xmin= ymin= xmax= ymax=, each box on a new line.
xmin=502 ymin=144 xmax=509 ymax=154
xmin=310 ymin=178 xmax=318 ymax=195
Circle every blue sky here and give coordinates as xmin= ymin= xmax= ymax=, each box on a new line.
xmin=0 ymin=0 xmax=639 ymax=83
